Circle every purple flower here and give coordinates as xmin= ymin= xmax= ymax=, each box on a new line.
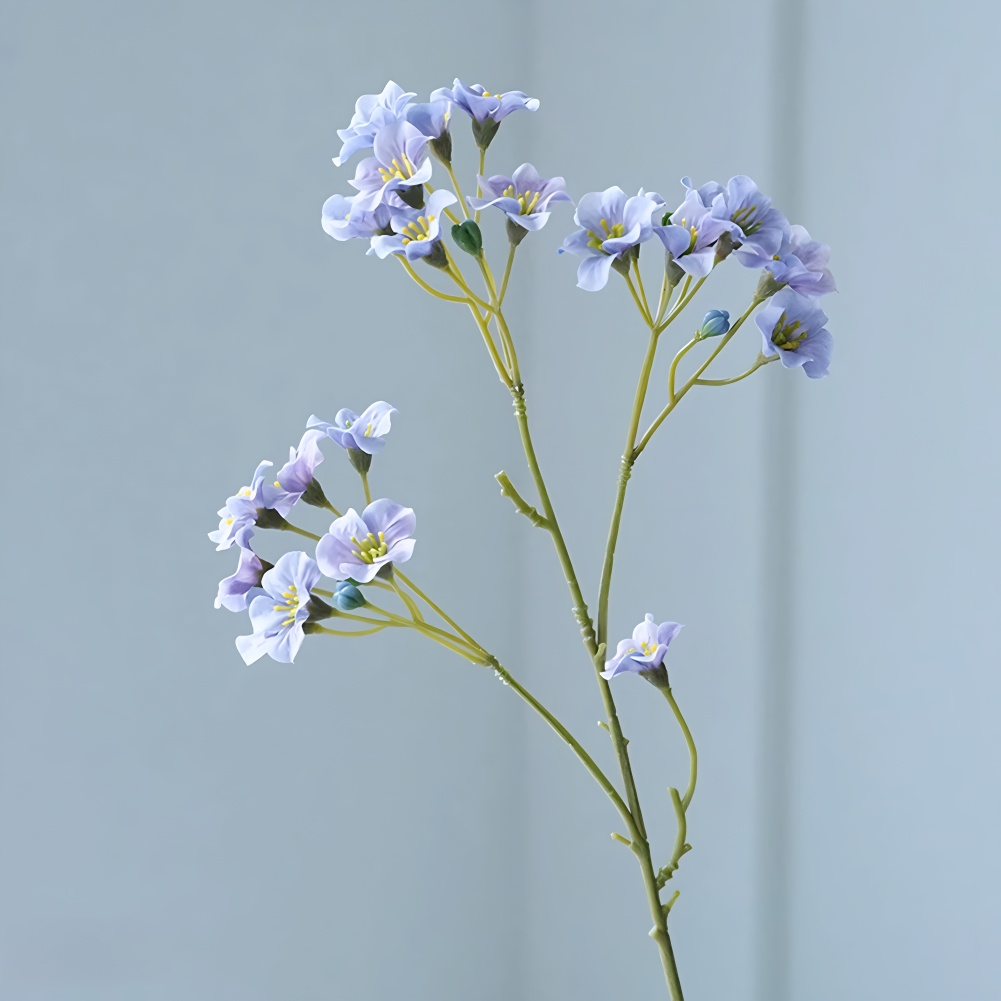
xmin=755 ymin=288 xmax=833 ymax=378
xmin=349 ymin=120 xmax=432 ymax=211
xmin=208 ymin=460 xmax=275 ymax=551
xmin=602 ymin=615 xmax=683 ymax=683
xmin=215 ymin=544 xmax=267 ymax=612
xmin=321 ymin=194 xmax=394 ymax=242
xmin=710 ymin=175 xmax=789 ymax=261
xmin=653 ymin=185 xmax=732 ymax=278
xmin=333 ymin=81 xmax=415 ymax=167
xmin=275 ymin=429 xmax=325 ymax=497
xmin=316 ymin=499 xmax=416 ymax=583
xmin=745 ymin=224 xmax=836 ymax=297
xmin=369 ymin=189 xmax=457 ymax=261
xmin=559 ymin=187 xmax=663 ymax=291
xmin=236 ymin=552 xmax=322 ymax=664
xmin=308 ymin=401 xmax=396 ymax=455
xmin=403 ymin=99 xmax=451 ymax=140
xmin=433 ymin=79 xmax=539 ymax=124
xmin=467 ymin=163 xmax=572 ymax=232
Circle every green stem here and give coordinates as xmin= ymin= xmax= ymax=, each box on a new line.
xmin=395 ymin=571 xmax=482 ymax=651
xmin=399 ymin=258 xmax=471 ymax=304
xmin=662 ymin=688 xmax=697 ymax=812
xmin=632 ymin=257 xmax=653 ymax=324
xmin=635 ymin=299 xmax=761 ymax=458
xmin=309 ymin=623 xmax=393 ymax=638
xmin=322 ymin=500 xmax=343 ymax=519
xmin=625 ymin=270 xmax=653 ymax=326
xmin=694 ymin=354 xmax=775 ymax=386
xmin=498 ymin=244 xmax=516 ymax=305
xmin=360 ymin=470 xmax=373 ymax=505
xmin=654 ymin=275 xmax=706 ymax=335
xmin=445 ymin=162 xmax=469 ymax=220
xmin=474 ymin=148 xmax=485 ymax=224
xmin=668 ymin=338 xmax=698 ymax=400
xmin=284 ymin=523 xmax=321 ymax=542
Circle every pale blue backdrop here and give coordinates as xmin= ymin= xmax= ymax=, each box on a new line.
xmin=2 ymin=2 xmax=999 ymax=999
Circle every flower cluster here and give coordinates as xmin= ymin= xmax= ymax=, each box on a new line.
xmin=210 ymin=404 xmax=417 ymax=664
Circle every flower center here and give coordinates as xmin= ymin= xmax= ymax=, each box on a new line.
xmin=273 ymin=583 xmax=302 ymax=627
xmin=400 ymin=214 xmax=437 ymax=244
xmin=378 ymin=155 xmax=416 ymax=183
xmin=628 ymin=641 xmax=659 ymax=657
xmin=587 ymin=217 xmax=626 ymax=251
xmin=771 ymin=311 xmax=809 ymax=352
xmin=481 ymin=90 xmax=504 ymax=99
xmin=503 ymin=185 xmax=541 ymax=215
xmin=237 ymin=487 xmax=252 ymax=498
xmin=731 ymin=203 xmax=762 ymax=235
xmin=678 ymin=217 xmax=699 ymax=252
xmin=350 ymin=530 xmax=389 ymax=564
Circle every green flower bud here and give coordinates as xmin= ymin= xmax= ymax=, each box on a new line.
xmin=451 ymin=220 xmax=483 ymax=256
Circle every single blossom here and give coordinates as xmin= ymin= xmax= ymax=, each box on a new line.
xmin=208 ymin=460 xmax=281 ymax=551
xmin=349 ymin=120 xmax=432 ymax=211
xmin=236 ymin=552 xmax=322 ymax=664
xmin=653 ymin=184 xmax=732 ymax=278
xmin=316 ymin=499 xmax=416 ymax=583
xmin=432 ymin=79 xmax=539 ymax=123
xmin=466 ymin=163 xmax=572 ymax=232
xmin=744 ymin=224 xmax=836 ymax=297
xmin=308 ymin=401 xmax=396 ymax=455
xmin=321 ymin=194 xmax=394 ymax=242
xmin=602 ymin=614 xmax=683 ymax=682
xmin=559 ymin=187 xmax=663 ymax=291
xmin=755 ymin=288 xmax=833 ymax=378
xmin=710 ymin=175 xmax=789 ymax=261
xmin=215 ymin=543 xmax=267 ymax=612
xmin=275 ymin=429 xmax=325 ymax=497
xmin=333 ymin=81 xmax=415 ymax=166
xmin=369 ymin=189 xmax=458 ymax=261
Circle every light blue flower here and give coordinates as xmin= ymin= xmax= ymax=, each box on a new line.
xmin=467 ymin=163 xmax=572 ymax=232
xmin=755 ymin=288 xmax=833 ymax=378
xmin=236 ymin=552 xmax=322 ymax=664
xmin=403 ymin=99 xmax=451 ymax=140
xmin=208 ymin=460 xmax=274 ymax=551
xmin=315 ymin=499 xmax=416 ymax=583
xmin=349 ymin=120 xmax=433 ymax=212
xmin=743 ymin=224 xmax=836 ymax=297
xmin=308 ymin=401 xmax=396 ymax=455
xmin=321 ymin=194 xmax=394 ymax=242
xmin=215 ymin=544 xmax=268 ymax=612
xmin=601 ymin=614 xmax=683 ymax=684
xmin=559 ymin=187 xmax=663 ymax=291
xmin=333 ymin=81 xmax=415 ymax=167
xmin=368 ymin=189 xmax=458 ymax=261
xmin=433 ymin=79 xmax=539 ymax=124
xmin=710 ymin=175 xmax=789 ymax=261
xmin=653 ymin=184 xmax=732 ymax=278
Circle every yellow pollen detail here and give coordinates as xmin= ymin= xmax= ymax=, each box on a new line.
xmin=349 ymin=531 xmax=389 ymax=564
xmin=273 ymin=583 xmax=301 ymax=627
xmin=274 ymin=480 xmax=281 ymax=488
xmin=237 ymin=488 xmax=252 ymax=497
xmin=225 ymin=517 xmax=234 ymax=525
xmin=364 ymin=422 xmax=373 ymax=437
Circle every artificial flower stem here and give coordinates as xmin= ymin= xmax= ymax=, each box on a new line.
xmin=398 ymin=258 xmax=471 ymax=305
xmin=668 ymin=339 xmax=698 ymax=401
xmin=625 ymin=271 xmax=654 ymax=328
xmin=320 ymin=499 xmax=344 ymax=519
xmin=662 ymin=688 xmax=698 ymax=812
xmin=490 ymin=660 xmax=636 ymax=836
xmin=395 ymin=571 xmax=483 ymax=652
xmin=310 ymin=624 xmax=393 ymax=638
xmin=497 ymin=244 xmax=516 ymax=306
xmin=632 ymin=258 xmax=654 ymax=325
xmin=359 ymin=470 xmax=373 ymax=506
xmin=655 ymin=275 xmax=706 ymax=336
xmin=282 ymin=523 xmax=322 ymax=542
xmin=635 ymin=299 xmax=762 ymax=457
xmin=474 ymin=148 xmax=486 ymax=224
xmin=653 ymin=267 xmax=676 ymax=328
xmin=694 ymin=354 xmax=776 ymax=386
xmin=445 ymin=257 xmax=495 ymax=313
xmin=466 ymin=302 xmax=513 ymax=388
xmin=389 ymin=577 xmax=425 ymax=623
xmin=444 ymin=163 xmax=470 ymax=220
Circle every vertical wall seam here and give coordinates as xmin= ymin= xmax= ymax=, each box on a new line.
xmin=756 ymin=0 xmax=806 ymax=999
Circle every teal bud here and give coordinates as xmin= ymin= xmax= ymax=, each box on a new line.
xmin=451 ymin=220 xmax=483 ymax=256
xmin=506 ymin=217 xmax=529 ymax=247
xmin=333 ymin=581 xmax=367 ymax=611
xmin=397 ymin=185 xmax=425 ymax=210
xmin=699 ymin=309 xmax=730 ymax=339
xmin=429 ymin=131 xmax=452 ymax=165
xmin=471 ymin=117 xmax=500 ymax=151
xmin=346 ymin=447 xmax=372 ymax=475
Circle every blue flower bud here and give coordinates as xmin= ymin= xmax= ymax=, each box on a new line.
xmin=333 ymin=581 xmax=367 ymax=611
xmin=699 ymin=309 xmax=730 ymax=339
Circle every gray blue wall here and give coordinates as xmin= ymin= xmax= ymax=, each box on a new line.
xmin=3 ymin=2 xmax=998 ymax=998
